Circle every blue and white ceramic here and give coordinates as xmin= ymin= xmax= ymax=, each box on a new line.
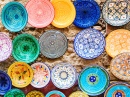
xmin=46 ymin=90 xmax=66 ymax=97
xmin=1 ymin=2 xmax=28 ymax=32
xmin=78 ymin=65 xmax=109 ymax=96
xmin=0 ymin=70 xmax=12 ymax=95
xmin=102 ymin=0 xmax=130 ymax=26
xmin=104 ymin=83 xmax=130 ymax=97
xmin=73 ymin=0 xmax=100 ymax=28
xmin=51 ymin=63 xmax=77 ymax=89
xmin=74 ymin=28 xmax=105 ymax=59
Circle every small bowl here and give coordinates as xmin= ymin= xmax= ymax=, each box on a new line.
xmin=0 ymin=70 xmax=12 ymax=95
xmin=69 ymin=91 xmax=89 ymax=97
xmin=39 ymin=30 xmax=68 ymax=59
xmin=104 ymin=82 xmax=130 ymax=97
xmin=73 ymin=0 xmax=100 ymax=28
xmin=12 ymin=33 xmax=40 ymax=63
xmin=1 ymin=1 xmax=28 ymax=32
xmin=26 ymin=90 xmax=44 ymax=97
xmin=31 ymin=62 xmax=51 ymax=88
xmin=4 ymin=88 xmax=25 ymax=97
xmin=46 ymin=90 xmax=66 ymax=97
xmin=74 ymin=28 xmax=105 ymax=59
xmin=51 ymin=62 xmax=77 ymax=89
xmin=78 ymin=65 xmax=110 ymax=96
xmin=0 ymin=32 xmax=12 ymax=62
xmin=7 ymin=62 xmax=33 ymax=88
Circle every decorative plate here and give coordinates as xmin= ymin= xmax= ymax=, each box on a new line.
xmin=74 ymin=28 xmax=105 ymax=59
xmin=12 ymin=33 xmax=40 ymax=63
xmin=7 ymin=62 xmax=33 ymax=88
xmin=51 ymin=63 xmax=77 ymax=89
xmin=78 ymin=65 xmax=109 ymax=96
xmin=1 ymin=1 xmax=28 ymax=32
xmin=0 ymin=33 xmax=12 ymax=62
xmin=102 ymin=0 xmax=130 ymax=26
xmin=69 ymin=91 xmax=89 ymax=97
xmin=31 ymin=62 xmax=50 ymax=88
xmin=39 ymin=30 xmax=68 ymax=59
xmin=106 ymin=29 xmax=130 ymax=58
xmin=51 ymin=0 xmax=76 ymax=28
xmin=26 ymin=0 xmax=54 ymax=28
xmin=73 ymin=0 xmax=100 ymax=28
xmin=0 ymin=70 xmax=12 ymax=95
xmin=104 ymin=83 xmax=130 ymax=97
xmin=4 ymin=88 xmax=25 ymax=97
xmin=46 ymin=90 xmax=66 ymax=97
xmin=110 ymin=52 xmax=130 ymax=81
xmin=26 ymin=90 xmax=44 ymax=97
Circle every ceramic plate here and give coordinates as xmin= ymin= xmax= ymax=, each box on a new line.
xmin=1 ymin=1 xmax=28 ymax=32
xmin=8 ymin=62 xmax=33 ymax=88
xmin=26 ymin=90 xmax=44 ymax=97
xmin=0 ymin=33 xmax=12 ymax=62
xmin=51 ymin=63 xmax=77 ymax=89
xmin=106 ymin=29 xmax=130 ymax=58
xmin=12 ymin=33 xmax=40 ymax=63
xmin=26 ymin=0 xmax=54 ymax=28
xmin=102 ymin=0 xmax=130 ymax=26
xmin=73 ymin=0 xmax=100 ymax=28
xmin=51 ymin=0 xmax=76 ymax=28
xmin=46 ymin=90 xmax=66 ymax=97
xmin=31 ymin=62 xmax=50 ymax=88
xmin=78 ymin=65 xmax=109 ymax=96
xmin=39 ymin=30 xmax=68 ymax=59
xmin=69 ymin=91 xmax=89 ymax=97
xmin=74 ymin=28 xmax=105 ymax=59
xmin=0 ymin=70 xmax=12 ymax=95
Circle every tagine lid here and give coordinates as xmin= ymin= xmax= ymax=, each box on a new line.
xmin=73 ymin=0 xmax=100 ymax=28
xmin=7 ymin=62 xmax=33 ymax=88
xmin=51 ymin=62 xmax=77 ymax=89
xmin=0 ymin=32 xmax=12 ymax=62
xmin=78 ymin=65 xmax=109 ymax=96
xmin=102 ymin=0 xmax=130 ymax=26
xmin=39 ymin=30 xmax=68 ymax=59
xmin=12 ymin=33 xmax=40 ymax=63
xmin=46 ymin=90 xmax=66 ymax=97
xmin=74 ymin=28 xmax=105 ymax=59
xmin=69 ymin=91 xmax=89 ymax=97
xmin=26 ymin=0 xmax=54 ymax=28
xmin=106 ymin=29 xmax=130 ymax=58
xmin=0 ymin=70 xmax=12 ymax=95
xmin=26 ymin=90 xmax=44 ymax=97
xmin=51 ymin=0 xmax=76 ymax=28
xmin=31 ymin=62 xmax=50 ymax=88
xmin=1 ymin=1 xmax=28 ymax=32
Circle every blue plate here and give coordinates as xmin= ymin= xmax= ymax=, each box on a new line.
xmin=78 ymin=65 xmax=110 ymax=96
xmin=1 ymin=2 xmax=28 ymax=32
xmin=74 ymin=28 xmax=105 ymax=59
xmin=73 ymin=0 xmax=100 ymax=28
xmin=46 ymin=90 xmax=66 ymax=97
xmin=0 ymin=70 xmax=12 ymax=95
xmin=104 ymin=83 xmax=130 ymax=97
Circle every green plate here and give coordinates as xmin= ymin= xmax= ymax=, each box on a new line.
xmin=12 ymin=33 xmax=40 ymax=63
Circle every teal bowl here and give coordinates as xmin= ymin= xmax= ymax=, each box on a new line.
xmin=1 ymin=2 xmax=28 ymax=32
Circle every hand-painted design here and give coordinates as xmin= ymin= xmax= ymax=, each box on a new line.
xmin=110 ymin=52 xmax=130 ymax=81
xmin=51 ymin=63 xmax=77 ymax=89
xmin=0 ymin=33 xmax=12 ymax=62
xmin=46 ymin=90 xmax=66 ymax=97
xmin=106 ymin=29 xmax=130 ymax=58
xmin=69 ymin=91 xmax=89 ymax=97
xmin=102 ymin=0 xmax=130 ymax=26
xmin=74 ymin=28 xmax=105 ymax=59
xmin=39 ymin=30 xmax=68 ymax=59
xmin=31 ymin=62 xmax=50 ymax=88
xmin=113 ymin=90 xmax=125 ymax=97
xmin=87 ymin=73 xmax=99 ymax=85
xmin=26 ymin=90 xmax=44 ymax=97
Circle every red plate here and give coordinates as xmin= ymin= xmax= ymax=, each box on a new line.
xmin=26 ymin=0 xmax=54 ymax=28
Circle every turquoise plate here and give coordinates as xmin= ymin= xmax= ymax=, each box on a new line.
xmin=1 ymin=2 xmax=28 ymax=32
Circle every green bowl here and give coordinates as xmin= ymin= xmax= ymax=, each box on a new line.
xmin=12 ymin=33 xmax=40 ymax=63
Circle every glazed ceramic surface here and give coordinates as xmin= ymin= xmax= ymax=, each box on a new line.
xmin=26 ymin=90 xmax=44 ymax=97
xmin=46 ymin=90 xmax=66 ymax=97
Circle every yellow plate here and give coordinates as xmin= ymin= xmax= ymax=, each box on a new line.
xmin=51 ymin=0 xmax=76 ymax=28
xmin=26 ymin=90 xmax=44 ymax=97
xmin=106 ymin=29 xmax=130 ymax=58
xmin=69 ymin=91 xmax=89 ymax=97
xmin=8 ymin=62 xmax=33 ymax=88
